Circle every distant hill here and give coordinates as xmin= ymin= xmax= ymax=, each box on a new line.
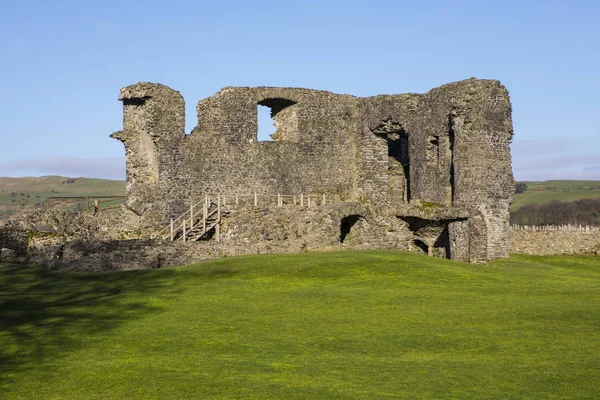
xmin=0 ymin=176 xmax=125 ymax=219
xmin=512 ymin=180 xmax=600 ymax=211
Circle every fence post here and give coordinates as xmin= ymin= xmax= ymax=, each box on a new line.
xmin=300 ymin=193 xmax=304 ymax=207
xmin=217 ymin=194 xmax=221 ymax=242
xmin=182 ymin=220 xmax=186 ymax=242
xmin=322 ymin=193 xmax=326 ymax=205
xmin=94 ymin=200 xmax=99 ymax=214
xmin=203 ymin=194 xmax=207 ymax=233
xmin=190 ymin=203 xmax=194 ymax=228
xmin=278 ymin=193 xmax=281 ymax=207
xmin=307 ymin=195 xmax=311 ymax=208
xmin=254 ymin=191 xmax=258 ymax=207
xmin=293 ymin=196 xmax=297 ymax=205
xmin=170 ymin=219 xmax=174 ymax=241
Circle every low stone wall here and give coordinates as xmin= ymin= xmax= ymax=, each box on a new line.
xmin=1 ymin=204 xmax=414 ymax=271
xmin=11 ymin=210 xmax=597 ymax=271
xmin=511 ymin=225 xmax=599 ymax=233
xmin=19 ymin=229 xmax=599 ymax=271
xmin=510 ymin=226 xmax=600 ymax=255
xmin=0 ymin=221 xmax=28 ymax=260
xmin=26 ymin=239 xmax=334 ymax=272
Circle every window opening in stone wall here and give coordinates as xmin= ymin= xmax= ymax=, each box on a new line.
xmin=448 ymin=119 xmax=456 ymax=202
xmin=388 ymin=130 xmax=410 ymax=201
xmin=123 ymin=98 xmax=148 ymax=107
xmin=371 ymin=119 xmax=411 ymax=203
xmin=426 ymin=134 xmax=440 ymax=165
xmin=257 ymin=98 xmax=297 ymax=142
xmin=257 ymin=105 xmax=275 ymax=141
xmin=340 ymin=215 xmax=364 ymax=243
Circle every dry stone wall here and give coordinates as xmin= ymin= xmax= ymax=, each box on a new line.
xmin=510 ymin=225 xmax=600 ymax=255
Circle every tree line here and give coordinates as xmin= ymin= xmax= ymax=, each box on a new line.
xmin=510 ymin=198 xmax=600 ymax=226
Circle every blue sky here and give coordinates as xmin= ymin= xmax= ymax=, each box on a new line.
xmin=1 ymin=0 xmax=598 ymax=181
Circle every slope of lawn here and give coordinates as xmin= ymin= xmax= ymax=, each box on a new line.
xmin=1 ymin=251 xmax=599 ymax=399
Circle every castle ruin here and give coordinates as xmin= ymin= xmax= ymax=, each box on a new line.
xmin=111 ymin=78 xmax=514 ymax=263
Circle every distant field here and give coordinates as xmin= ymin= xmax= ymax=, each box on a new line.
xmin=523 ymin=180 xmax=600 ymax=191
xmin=0 ymin=176 xmax=125 ymax=219
xmin=512 ymin=180 xmax=600 ymax=211
xmin=512 ymin=190 xmax=600 ymax=210
xmin=1 ymin=251 xmax=599 ymax=399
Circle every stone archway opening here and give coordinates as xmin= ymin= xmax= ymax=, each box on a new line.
xmin=400 ymin=216 xmax=461 ymax=259
xmin=340 ymin=214 xmax=365 ymax=244
xmin=413 ymin=239 xmax=429 ymax=255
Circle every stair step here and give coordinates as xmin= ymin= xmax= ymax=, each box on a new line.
xmin=161 ymin=196 xmax=224 ymax=242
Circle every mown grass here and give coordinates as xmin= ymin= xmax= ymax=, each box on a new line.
xmin=1 ymin=251 xmax=599 ymax=399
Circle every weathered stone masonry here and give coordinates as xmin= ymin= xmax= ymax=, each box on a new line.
xmin=111 ymin=78 xmax=514 ymax=263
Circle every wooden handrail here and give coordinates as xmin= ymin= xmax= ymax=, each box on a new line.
xmin=154 ymin=191 xmax=332 ymax=240
xmin=155 ymin=197 xmax=209 ymax=238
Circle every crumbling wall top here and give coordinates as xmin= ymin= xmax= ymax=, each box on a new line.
xmin=119 ymin=82 xmax=182 ymax=101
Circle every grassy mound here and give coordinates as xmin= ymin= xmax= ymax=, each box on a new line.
xmin=1 ymin=251 xmax=599 ymax=398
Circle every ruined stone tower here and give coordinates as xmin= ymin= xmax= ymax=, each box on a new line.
xmin=112 ymin=78 xmax=514 ymax=262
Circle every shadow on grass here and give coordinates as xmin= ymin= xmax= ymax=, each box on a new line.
xmin=0 ymin=263 xmax=178 ymax=388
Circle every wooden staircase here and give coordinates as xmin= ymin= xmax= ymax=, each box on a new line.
xmin=153 ymin=191 xmax=329 ymax=242
xmin=155 ymin=195 xmax=223 ymax=242
xmin=185 ymin=198 xmax=221 ymax=241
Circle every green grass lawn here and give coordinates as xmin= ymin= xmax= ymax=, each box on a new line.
xmin=1 ymin=251 xmax=599 ymax=399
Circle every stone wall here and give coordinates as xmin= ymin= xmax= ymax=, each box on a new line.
xmin=0 ymin=204 xmax=406 ymax=270
xmin=0 ymin=222 xmax=28 ymax=259
xmin=110 ymin=78 xmax=514 ymax=263
xmin=5 ymin=212 xmax=599 ymax=272
xmin=0 ymin=203 xmax=460 ymax=270
xmin=510 ymin=225 xmax=600 ymax=255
